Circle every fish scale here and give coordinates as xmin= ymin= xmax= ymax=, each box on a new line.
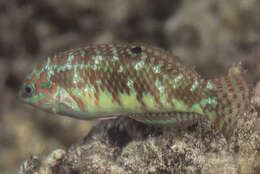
xmin=19 ymin=43 xmax=251 ymax=139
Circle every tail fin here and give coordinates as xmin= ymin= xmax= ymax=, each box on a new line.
xmin=208 ymin=67 xmax=251 ymax=139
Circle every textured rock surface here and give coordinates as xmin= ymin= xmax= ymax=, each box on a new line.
xmin=1 ymin=0 xmax=260 ymax=173
xmin=18 ymin=107 xmax=260 ymax=174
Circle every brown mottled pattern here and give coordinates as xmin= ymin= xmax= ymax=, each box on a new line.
xmin=48 ymin=43 xmax=203 ymax=110
xmin=20 ymin=43 xmax=252 ymax=139
xmin=211 ymin=73 xmax=250 ymax=137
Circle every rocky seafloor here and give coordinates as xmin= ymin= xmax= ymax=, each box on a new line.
xmin=18 ymin=106 xmax=260 ymax=174
xmin=1 ymin=0 xmax=260 ymax=173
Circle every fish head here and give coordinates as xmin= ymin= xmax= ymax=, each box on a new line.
xmin=18 ymin=63 xmax=87 ymax=118
xmin=18 ymin=64 xmax=61 ymax=114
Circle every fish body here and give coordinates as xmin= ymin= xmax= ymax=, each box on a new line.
xmin=19 ymin=43 xmax=251 ymax=138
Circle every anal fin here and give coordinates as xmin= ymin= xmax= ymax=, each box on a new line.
xmin=129 ymin=112 xmax=202 ymax=128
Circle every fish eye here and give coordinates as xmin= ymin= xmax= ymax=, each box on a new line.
xmin=24 ymin=84 xmax=34 ymax=97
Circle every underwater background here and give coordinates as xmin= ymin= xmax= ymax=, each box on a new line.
xmin=0 ymin=0 xmax=260 ymax=173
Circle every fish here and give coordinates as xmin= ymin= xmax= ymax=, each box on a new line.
xmin=18 ymin=43 xmax=251 ymax=139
